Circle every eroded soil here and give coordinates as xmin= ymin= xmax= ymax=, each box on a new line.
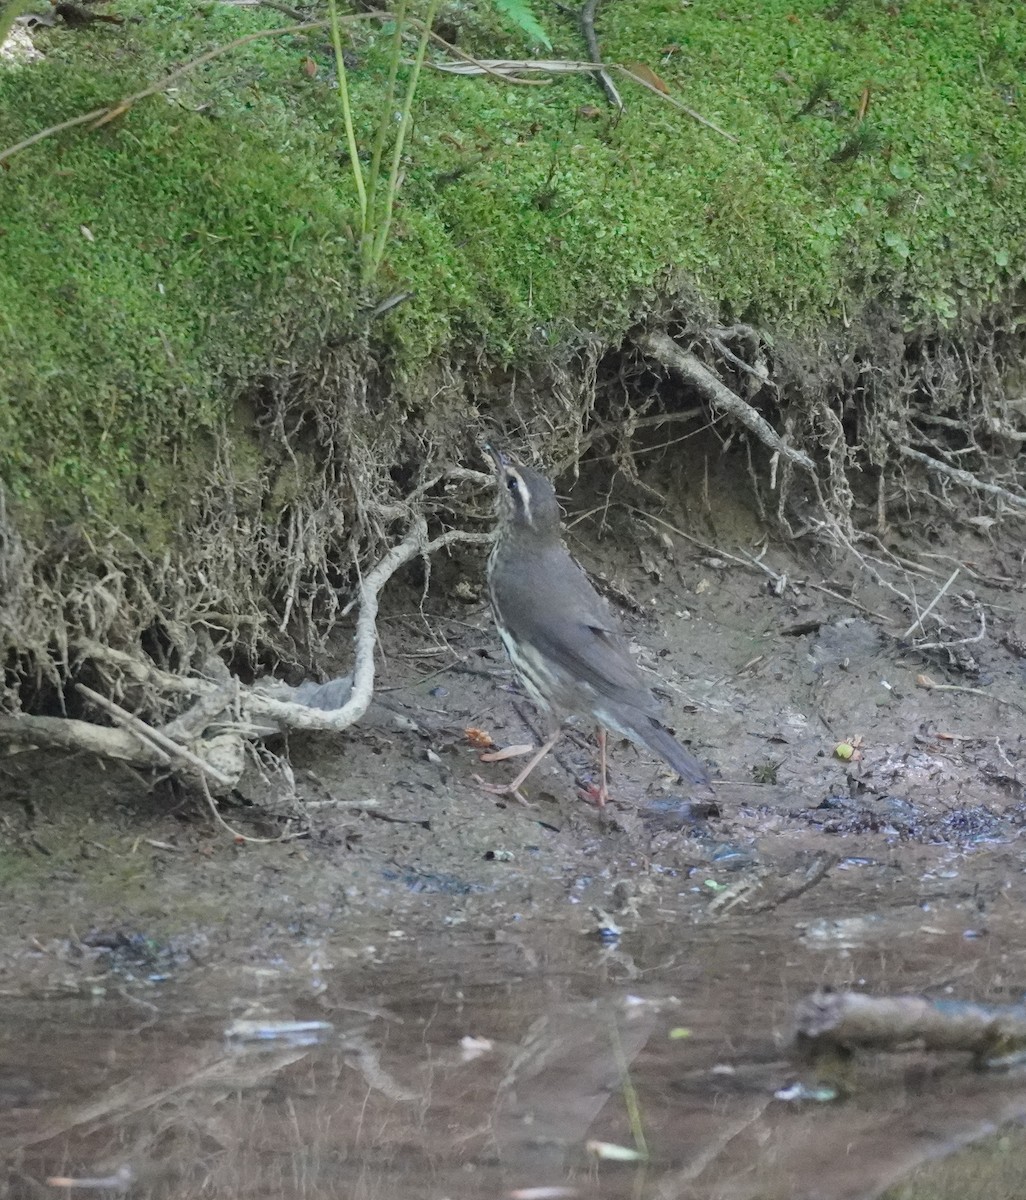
xmin=3 ymin=453 xmax=1026 ymax=1198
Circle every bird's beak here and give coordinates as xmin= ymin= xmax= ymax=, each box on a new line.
xmin=483 ymin=442 xmax=509 ymax=470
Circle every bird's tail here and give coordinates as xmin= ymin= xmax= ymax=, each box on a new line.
xmin=637 ymin=718 xmax=711 ymax=786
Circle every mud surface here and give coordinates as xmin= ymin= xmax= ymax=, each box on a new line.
xmin=3 ymin=456 xmax=1026 ymax=1198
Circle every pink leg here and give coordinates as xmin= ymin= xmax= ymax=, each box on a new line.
xmin=578 ymin=726 xmax=611 ymax=807
xmin=475 ymin=728 xmax=562 ymax=806
xmin=590 ymin=724 xmax=604 ymax=811
xmin=596 ymin=726 xmax=609 ymax=807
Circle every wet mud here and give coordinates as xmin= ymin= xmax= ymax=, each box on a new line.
xmin=2 ymin=456 xmax=1026 ymax=1198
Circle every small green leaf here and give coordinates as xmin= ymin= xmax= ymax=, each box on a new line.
xmin=888 ymin=160 xmax=913 ymax=181
xmin=934 ymin=293 xmax=957 ymax=320
xmin=494 ymin=0 xmax=552 ymax=48
xmin=669 ymin=1027 xmax=693 ymax=1040
xmin=995 ymin=248 xmax=1011 ymax=268
xmin=883 ymin=230 xmax=910 ymax=258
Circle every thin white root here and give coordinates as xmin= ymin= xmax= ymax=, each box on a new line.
xmin=639 ymin=331 xmax=817 ymax=475
xmin=197 ymin=776 xmax=303 ymax=844
xmin=915 ymin=607 xmax=987 ymax=652
xmin=246 ymin=525 xmax=491 ymax=731
xmin=900 ymin=568 xmax=960 ymax=640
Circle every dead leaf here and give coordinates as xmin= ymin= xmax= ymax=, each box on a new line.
xmin=91 ymin=102 xmax=132 ymax=129
xmin=585 ymin=1139 xmax=647 ymax=1161
xmin=302 ymin=56 xmax=318 ymax=77
xmin=464 ymin=727 xmax=495 ymax=749
xmin=577 ymin=104 xmax=602 ymax=119
xmin=459 ymin=1035 xmax=493 ymax=1061
xmin=624 ymin=62 xmax=670 ymax=94
xmin=478 ymin=743 xmax=534 ymax=763
xmin=856 ymin=84 xmax=872 ymax=120
xmin=79 ymin=225 xmax=94 ymax=242
xmin=916 ymin=673 xmax=938 ymax=689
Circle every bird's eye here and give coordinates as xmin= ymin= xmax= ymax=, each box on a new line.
xmin=506 ymin=477 xmax=519 ymax=492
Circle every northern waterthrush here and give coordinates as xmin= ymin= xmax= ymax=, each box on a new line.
xmin=481 ymin=444 xmax=710 ymax=805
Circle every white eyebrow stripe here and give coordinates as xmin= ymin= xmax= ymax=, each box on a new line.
xmin=513 ymin=471 xmax=532 ymax=524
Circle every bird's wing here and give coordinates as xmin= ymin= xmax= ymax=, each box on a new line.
xmin=495 ymin=544 xmax=661 ymax=712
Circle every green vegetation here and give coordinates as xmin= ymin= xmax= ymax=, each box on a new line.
xmin=1 ymin=0 xmax=1024 ymax=548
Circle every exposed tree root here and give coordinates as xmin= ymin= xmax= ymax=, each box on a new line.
xmin=638 ymin=330 xmax=817 ymax=474
xmin=5 ymin=301 xmax=1026 ymax=831
xmin=0 ymin=520 xmax=492 ymax=810
xmin=898 ymin=444 xmax=1026 ymax=513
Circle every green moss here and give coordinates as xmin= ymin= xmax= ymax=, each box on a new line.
xmin=1 ymin=0 xmax=1024 ymax=543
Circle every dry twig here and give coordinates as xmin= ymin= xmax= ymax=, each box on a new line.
xmin=916 ymin=673 xmax=1024 ymax=712
xmin=579 ymin=0 xmax=623 ymax=110
xmin=0 ymin=9 xmax=546 ymax=167
xmin=900 ymin=567 xmax=960 ymax=640
xmin=0 ymin=19 xmax=329 ymax=163
xmin=423 ymin=59 xmax=737 ymax=141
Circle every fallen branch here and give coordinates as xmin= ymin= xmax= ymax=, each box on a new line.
xmin=639 ymin=331 xmax=816 ymax=475
xmin=794 ymin=991 xmax=1026 ymax=1064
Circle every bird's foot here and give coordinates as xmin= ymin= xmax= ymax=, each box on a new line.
xmin=577 ymin=781 xmax=609 ymax=808
xmin=472 ymin=774 xmax=535 ymax=808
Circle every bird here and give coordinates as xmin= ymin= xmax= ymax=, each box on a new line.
xmin=480 ymin=443 xmax=710 ymax=805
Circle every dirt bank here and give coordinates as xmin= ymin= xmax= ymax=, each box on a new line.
xmin=2 ymin=447 xmax=1023 ymax=994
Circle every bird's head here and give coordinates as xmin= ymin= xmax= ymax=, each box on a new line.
xmin=484 ymin=444 xmax=562 ymax=540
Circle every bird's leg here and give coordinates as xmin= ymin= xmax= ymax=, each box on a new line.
xmin=596 ymin=726 xmax=609 ymax=807
xmin=578 ymin=726 xmax=611 ymax=807
xmin=475 ymin=727 xmax=563 ymax=806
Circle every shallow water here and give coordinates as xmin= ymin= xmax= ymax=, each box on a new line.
xmin=5 ymin=891 xmax=1026 ymax=1200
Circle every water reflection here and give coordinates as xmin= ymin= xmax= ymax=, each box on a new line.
xmin=3 ymin=912 xmax=1026 ymax=1200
